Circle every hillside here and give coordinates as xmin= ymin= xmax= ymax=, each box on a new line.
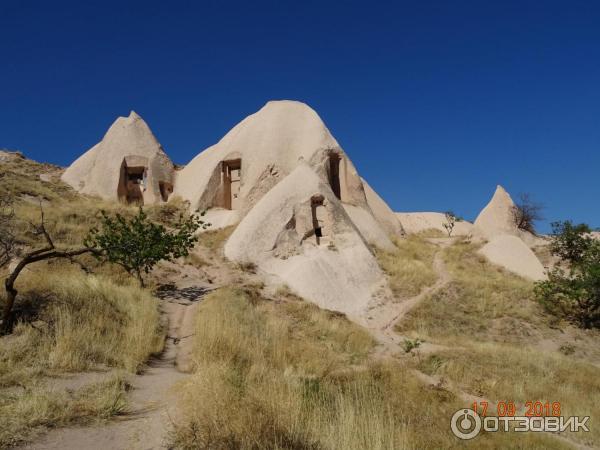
xmin=1 ymin=152 xmax=599 ymax=449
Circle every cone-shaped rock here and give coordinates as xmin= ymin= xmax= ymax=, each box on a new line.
xmin=62 ymin=111 xmax=174 ymax=205
xmin=173 ymin=101 xmax=402 ymax=248
xmin=473 ymin=185 xmax=519 ymax=239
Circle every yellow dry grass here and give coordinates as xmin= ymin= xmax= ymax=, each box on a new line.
xmin=375 ymin=235 xmax=438 ymax=297
xmin=170 ymin=288 xmax=565 ymax=449
xmin=396 ymin=239 xmax=551 ymax=344
xmin=0 ymin=374 xmax=129 ymax=448
xmin=0 ymin=265 xmax=164 ymax=446
xmin=198 ymin=225 xmax=237 ymax=252
xmin=419 ymin=343 xmax=600 ymax=447
xmin=0 ymin=265 xmax=164 ymax=384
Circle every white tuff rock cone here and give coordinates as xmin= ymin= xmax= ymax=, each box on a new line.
xmin=62 ymin=111 xmax=175 ymax=205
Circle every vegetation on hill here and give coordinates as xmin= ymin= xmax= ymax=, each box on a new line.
xmin=396 ymin=240 xmax=545 ymax=344
xmin=0 ymin=155 xmax=172 ymax=446
xmin=170 ymin=286 xmax=462 ymax=450
xmin=85 ymin=207 xmax=207 ymax=287
xmin=396 ymin=238 xmax=599 ymax=448
xmin=536 ymin=221 xmax=600 ymax=328
xmin=171 ymin=285 xmax=571 ymax=449
xmin=2 ymin=154 xmax=598 ymax=449
xmin=375 ymin=235 xmax=437 ymax=297
xmin=0 ymin=265 xmax=163 ymax=447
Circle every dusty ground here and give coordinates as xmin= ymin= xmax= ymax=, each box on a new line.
xmin=23 ymin=265 xmax=214 ymax=450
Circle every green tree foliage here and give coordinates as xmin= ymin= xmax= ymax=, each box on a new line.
xmin=535 ymin=221 xmax=600 ymax=328
xmin=85 ymin=208 xmax=207 ymax=287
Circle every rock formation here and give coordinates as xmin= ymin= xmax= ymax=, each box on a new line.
xmin=62 ymin=101 xmax=403 ymax=314
xmin=61 ymin=111 xmax=175 ymax=205
xmin=474 ymin=185 xmax=547 ymax=280
xmin=176 ymin=100 xmax=403 ymax=314
xmin=396 ymin=212 xmax=473 ymax=236
xmin=479 ymin=235 xmax=546 ymax=281
xmin=473 ymin=185 xmax=520 ymax=239
xmin=224 ymin=164 xmax=385 ymax=316
xmin=174 ymin=100 xmax=402 ymax=245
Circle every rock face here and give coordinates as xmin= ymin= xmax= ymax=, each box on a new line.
xmin=473 ymin=185 xmax=547 ymax=280
xmin=62 ymin=100 xmax=406 ymax=315
xmin=479 ymin=235 xmax=547 ymax=281
xmin=396 ymin=212 xmax=473 ymax=236
xmin=473 ymin=185 xmax=520 ymax=239
xmin=173 ymin=101 xmax=401 ymax=241
xmin=184 ymin=100 xmax=403 ymax=313
xmin=224 ymin=164 xmax=385 ymax=316
xmin=473 ymin=185 xmax=545 ymax=246
xmin=62 ymin=112 xmax=175 ymax=205
xmin=361 ymin=178 xmax=405 ymax=237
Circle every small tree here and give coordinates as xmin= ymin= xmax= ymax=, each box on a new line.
xmin=442 ymin=211 xmax=461 ymax=237
xmin=512 ymin=193 xmax=544 ymax=235
xmin=535 ymin=221 xmax=600 ymax=329
xmin=2 ymin=205 xmax=96 ymax=333
xmin=85 ymin=208 xmax=207 ymax=287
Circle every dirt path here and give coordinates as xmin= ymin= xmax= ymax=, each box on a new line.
xmin=24 ymin=274 xmax=213 ymax=450
xmin=360 ymin=238 xmax=454 ymax=358
xmin=364 ymin=238 xmax=593 ymax=450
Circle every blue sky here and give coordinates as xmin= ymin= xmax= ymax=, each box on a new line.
xmin=1 ymin=1 xmax=599 ymax=231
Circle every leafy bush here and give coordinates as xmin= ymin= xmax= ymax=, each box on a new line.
xmin=535 ymin=221 xmax=600 ymax=328
xmin=85 ymin=207 xmax=207 ymax=286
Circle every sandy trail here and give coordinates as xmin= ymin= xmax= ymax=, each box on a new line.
xmin=24 ymin=276 xmax=213 ymax=450
xmin=360 ymin=238 xmax=454 ymax=358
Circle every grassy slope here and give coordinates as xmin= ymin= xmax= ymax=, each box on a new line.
xmin=0 ymin=155 xmax=165 ymax=447
xmin=398 ymin=239 xmax=600 ymax=448
xmin=171 ymin=287 xmax=567 ymax=449
xmin=2 ymin=154 xmax=597 ymax=448
xmin=375 ymin=235 xmax=438 ymax=297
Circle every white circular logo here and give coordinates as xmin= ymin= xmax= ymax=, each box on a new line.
xmin=450 ymin=409 xmax=482 ymax=440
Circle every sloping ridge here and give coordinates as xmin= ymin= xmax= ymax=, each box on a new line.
xmin=479 ymin=235 xmax=546 ymax=281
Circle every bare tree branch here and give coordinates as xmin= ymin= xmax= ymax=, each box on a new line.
xmin=1 ymin=203 xmax=98 ymax=334
xmin=512 ymin=193 xmax=545 ymax=235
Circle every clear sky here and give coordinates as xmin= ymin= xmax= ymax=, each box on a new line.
xmin=1 ymin=1 xmax=599 ymax=231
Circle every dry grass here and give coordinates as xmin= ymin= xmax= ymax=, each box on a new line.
xmin=415 ymin=228 xmax=446 ymax=238
xmin=0 ymin=265 xmax=164 ymax=385
xmin=0 ymin=264 xmax=164 ymax=446
xmin=418 ymin=343 xmax=600 ymax=447
xmin=375 ymin=235 xmax=437 ymax=297
xmin=396 ymin=239 xmax=552 ymax=344
xmin=199 ymin=225 xmax=236 ymax=252
xmin=394 ymin=239 xmax=599 ymax=447
xmin=0 ymin=157 xmax=168 ymax=446
xmin=169 ymin=288 xmax=564 ymax=449
xmin=0 ymin=374 xmax=129 ymax=448
xmin=0 ymin=153 xmax=73 ymax=202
